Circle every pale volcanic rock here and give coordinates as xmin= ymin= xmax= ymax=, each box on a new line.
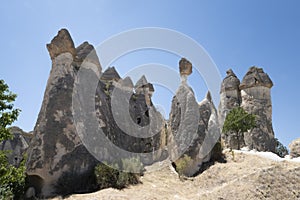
xmin=46 ymin=29 xmax=76 ymax=60
xmin=289 ymin=138 xmax=300 ymax=158
xmin=218 ymin=69 xmax=242 ymax=149
xmin=240 ymin=67 xmax=275 ymax=152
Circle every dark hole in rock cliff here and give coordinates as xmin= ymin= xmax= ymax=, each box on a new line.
xmin=26 ymin=175 xmax=44 ymax=197
xmin=145 ymin=110 xmax=149 ymax=117
xmin=137 ymin=117 xmax=142 ymax=125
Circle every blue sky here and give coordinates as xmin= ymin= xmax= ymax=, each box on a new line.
xmin=1 ymin=1 xmax=300 ymax=147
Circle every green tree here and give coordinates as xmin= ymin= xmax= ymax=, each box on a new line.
xmin=0 ymin=79 xmax=26 ymax=199
xmin=222 ymin=107 xmax=256 ymax=150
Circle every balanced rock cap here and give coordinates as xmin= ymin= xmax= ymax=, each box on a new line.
xmin=46 ymin=28 xmax=76 ymax=60
xmin=220 ymin=69 xmax=241 ymax=93
xmin=179 ymin=58 xmax=192 ymax=76
xmin=240 ymin=66 xmax=273 ymax=90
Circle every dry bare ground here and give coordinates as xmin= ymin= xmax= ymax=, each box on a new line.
xmin=53 ymin=150 xmax=300 ymax=200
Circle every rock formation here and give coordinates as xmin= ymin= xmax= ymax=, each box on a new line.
xmin=46 ymin=29 xmax=76 ymax=60
xmin=289 ymin=138 xmax=300 ymax=158
xmin=169 ymin=59 xmax=221 ymax=176
xmin=134 ymin=75 xmax=154 ymax=106
xmin=91 ymin=70 xmax=166 ymax=166
xmin=240 ymin=67 xmax=275 ymax=152
xmin=26 ymin=29 xmax=166 ymax=198
xmin=22 ymin=28 xmax=280 ymax=197
xmin=219 ymin=67 xmax=276 ymax=152
xmin=100 ymin=66 xmax=121 ymax=82
xmin=218 ymin=69 xmax=242 ymax=149
xmin=218 ymin=69 xmax=241 ymax=124
xmin=26 ymin=29 xmax=100 ymax=197
xmin=179 ymin=58 xmax=192 ymax=76
xmin=0 ymin=126 xmax=31 ymax=166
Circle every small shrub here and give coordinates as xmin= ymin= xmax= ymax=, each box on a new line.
xmin=0 ymin=185 xmax=13 ymax=200
xmin=174 ymin=154 xmax=192 ymax=177
xmin=103 ymin=82 xmax=111 ymax=96
xmin=94 ymin=162 xmax=119 ymax=190
xmin=211 ymin=140 xmax=223 ymax=161
xmin=94 ymin=157 xmax=143 ymax=190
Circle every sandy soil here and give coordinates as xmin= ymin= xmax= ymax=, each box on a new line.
xmin=52 ymin=150 xmax=300 ymax=200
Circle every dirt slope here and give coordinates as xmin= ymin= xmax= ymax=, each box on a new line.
xmin=53 ymin=150 xmax=300 ymax=200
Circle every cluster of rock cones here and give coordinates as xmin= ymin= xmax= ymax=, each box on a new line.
xmin=1 ymin=29 xmax=300 ymax=199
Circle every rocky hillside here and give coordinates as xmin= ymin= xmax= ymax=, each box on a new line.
xmin=2 ymin=28 xmax=297 ymax=199
xmin=52 ymin=150 xmax=300 ymax=200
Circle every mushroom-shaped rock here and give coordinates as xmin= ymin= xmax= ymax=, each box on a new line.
xmin=179 ymin=58 xmax=192 ymax=76
xmin=240 ymin=66 xmax=273 ymax=90
xmin=240 ymin=67 xmax=275 ymax=152
xmin=46 ymin=29 xmax=76 ymax=60
xmin=100 ymin=66 xmax=121 ymax=81
xmin=218 ymin=69 xmax=241 ymax=147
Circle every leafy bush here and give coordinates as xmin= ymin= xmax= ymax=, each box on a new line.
xmin=0 ymin=154 xmax=26 ymax=200
xmin=94 ymin=162 xmax=119 ymax=189
xmin=174 ymin=154 xmax=192 ymax=177
xmin=94 ymin=157 xmax=143 ymax=190
xmin=211 ymin=140 xmax=224 ymax=161
xmin=0 ymin=79 xmax=26 ymax=199
xmin=222 ymin=107 xmax=256 ymax=150
xmin=274 ymin=138 xmax=288 ymax=158
xmin=0 ymin=184 xmax=13 ymax=200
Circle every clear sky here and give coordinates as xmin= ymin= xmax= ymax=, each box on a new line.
xmin=1 ymin=0 xmax=300 ymax=147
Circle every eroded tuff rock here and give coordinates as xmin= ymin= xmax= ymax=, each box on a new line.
xmin=0 ymin=126 xmax=31 ymax=166
xmin=74 ymin=41 xmax=101 ymax=69
xmin=89 ymin=74 xmax=166 ymax=166
xmin=100 ymin=66 xmax=121 ymax=82
xmin=26 ymin=29 xmax=100 ymax=197
xmin=46 ymin=29 xmax=76 ymax=60
xmin=218 ymin=69 xmax=241 ymax=124
xmin=240 ymin=67 xmax=275 ymax=152
xmin=240 ymin=66 xmax=273 ymax=90
xmin=289 ymin=138 xmax=300 ymax=158
xmin=169 ymin=60 xmax=221 ymax=176
xmin=134 ymin=75 xmax=154 ymax=106
xmin=26 ymin=29 xmax=166 ymax=197
xmin=219 ymin=67 xmax=276 ymax=152
xmin=218 ymin=69 xmax=242 ymax=149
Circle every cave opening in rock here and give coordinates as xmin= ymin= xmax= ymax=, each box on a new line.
xmin=26 ymin=174 xmax=44 ymax=197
